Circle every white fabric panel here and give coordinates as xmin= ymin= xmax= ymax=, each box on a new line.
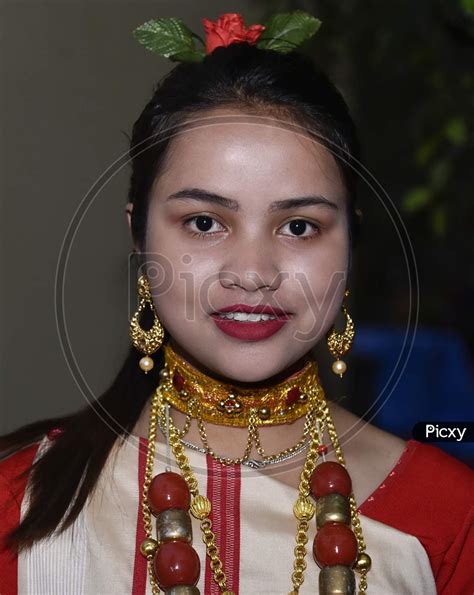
xmin=238 ymin=466 xmax=436 ymax=594
xmin=82 ymin=436 xmax=141 ymax=594
xmin=18 ymin=434 xmax=437 ymax=595
xmin=18 ymin=437 xmax=87 ymax=595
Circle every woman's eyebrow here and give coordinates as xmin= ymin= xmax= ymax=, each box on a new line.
xmin=166 ymin=188 xmax=339 ymax=212
xmin=269 ymin=196 xmax=338 ymax=212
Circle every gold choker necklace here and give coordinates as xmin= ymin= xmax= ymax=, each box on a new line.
xmin=160 ymin=342 xmax=319 ymax=427
xmin=157 ymin=343 xmax=325 ymax=468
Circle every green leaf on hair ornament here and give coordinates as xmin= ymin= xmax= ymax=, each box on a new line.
xmin=133 ymin=18 xmax=205 ymax=62
xmin=256 ymin=11 xmax=322 ymax=53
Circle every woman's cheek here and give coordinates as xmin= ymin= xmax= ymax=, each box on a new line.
xmin=152 ymin=261 xmax=207 ymax=325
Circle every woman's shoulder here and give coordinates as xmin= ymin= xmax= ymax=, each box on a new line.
xmin=356 ymin=427 xmax=474 ymax=594
xmin=0 ymin=439 xmax=43 ymax=543
xmin=333 ymin=404 xmax=473 ymax=509
xmin=331 ymin=405 xmax=409 ymax=504
xmin=0 ymin=439 xmax=45 ymax=509
xmin=0 ymin=437 xmax=48 ymax=594
xmin=358 ymin=431 xmax=474 ymax=517
xmin=0 ymin=440 xmax=43 ymax=480
xmin=338 ymin=407 xmax=473 ymax=593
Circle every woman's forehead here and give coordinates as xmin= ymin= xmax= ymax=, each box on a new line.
xmin=157 ymin=118 xmax=345 ymax=207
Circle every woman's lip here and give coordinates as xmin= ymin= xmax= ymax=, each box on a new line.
xmin=210 ymin=314 xmax=291 ymax=341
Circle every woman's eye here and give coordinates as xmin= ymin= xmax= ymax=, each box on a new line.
xmin=183 ymin=216 xmax=320 ymax=241
xmin=183 ymin=215 xmax=226 ymax=237
xmin=279 ymin=219 xmax=321 ymax=241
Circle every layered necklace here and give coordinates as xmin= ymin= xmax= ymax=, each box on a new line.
xmin=139 ymin=343 xmax=372 ymax=594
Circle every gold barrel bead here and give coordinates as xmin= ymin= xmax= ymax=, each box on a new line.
xmin=156 ymin=508 xmax=192 ymax=544
xmin=319 ymin=565 xmax=356 ymax=594
xmin=316 ymin=493 xmax=351 ymax=528
xmin=164 ymin=587 xmax=200 ymax=595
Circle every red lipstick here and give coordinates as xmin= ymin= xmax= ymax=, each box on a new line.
xmin=210 ymin=303 xmax=291 ymax=341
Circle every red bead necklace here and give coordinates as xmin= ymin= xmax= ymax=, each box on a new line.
xmin=139 ymin=355 xmax=371 ymax=594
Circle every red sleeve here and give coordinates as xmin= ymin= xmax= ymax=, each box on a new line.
xmin=0 ymin=443 xmax=41 ymax=595
xmin=359 ymin=440 xmax=474 ymax=594
xmin=433 ymin=503 xmax=474 ymax=595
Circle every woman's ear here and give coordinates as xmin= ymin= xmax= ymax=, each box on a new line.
xmin=126 ymin=202 xmax=133 ymax=231
xmin=125 ymin=202 xmax=140 ymax=253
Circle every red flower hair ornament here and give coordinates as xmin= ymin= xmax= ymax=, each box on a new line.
xmin=202 ymin=13 xmax=266 ymax=55
xmin=133 ymin=11 xmax=321 ymax=62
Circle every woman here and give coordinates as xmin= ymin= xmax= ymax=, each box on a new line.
xmin=1 ymin=12 xmax=473 ymax=595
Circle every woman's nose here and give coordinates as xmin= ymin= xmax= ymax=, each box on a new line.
xmin=218 ymin=240 xmax=283 ymax=292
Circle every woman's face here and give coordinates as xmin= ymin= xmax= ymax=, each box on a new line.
xmin=127 ymin=109 xmax=349 ymax=383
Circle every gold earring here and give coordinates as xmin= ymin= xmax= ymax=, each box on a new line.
xmin=129 ymin=275 xmax=164 ymax=373
xmin=326 ymin=289 xmax=355 ymax=378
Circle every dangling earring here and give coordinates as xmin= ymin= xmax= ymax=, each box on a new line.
xmin=326 ymin=289 xmax=355 ymax=378
xmin=129 ymin=274 xmax=164 ymax=373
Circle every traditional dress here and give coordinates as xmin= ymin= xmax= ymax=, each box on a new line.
xmin=1 ymin=432 xmax=473 ymax=594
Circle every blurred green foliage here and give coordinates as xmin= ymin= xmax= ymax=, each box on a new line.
xmin=256 ymin=0 xmax=474 ymax=350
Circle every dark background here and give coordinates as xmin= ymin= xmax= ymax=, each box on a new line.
xmin=1 ymin=1 xmax=473 ymax=464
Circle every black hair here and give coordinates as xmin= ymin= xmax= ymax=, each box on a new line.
xmin=0 ymin=42 xmax=361 ymax=551
xmin=129 ymin=42 xmax=360 ymax=258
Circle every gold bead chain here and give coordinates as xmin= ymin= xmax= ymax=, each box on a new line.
xmin=252 ymin=405 xmax=317 ymax=460
xmin=195 ymin=405 xmax=257 ymax=465
xmin=174 ymin=411 xmax=193 ymax=437
xmin=141 ymin=384 xmax=369 ymax=594
xmin=141 ymin=386 xmax=162 ymax=595
xmin=160 ymin=380 xmax=319 ymax=467
xmin=165 ymin=396 xmax=233 ymax=593
xmin=325 ymin=409 xmax=369 ymax=592
xmin=194 ymin=401 xmax=316 ymax=467
xmin=290 ymin=392 xmax=326 ymax=592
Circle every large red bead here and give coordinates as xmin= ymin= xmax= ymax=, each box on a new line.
xmin=310 ymin=461 xmax=352 ymax=499
xmin=148 ymin=472 xmax=190 ymax=515
xmin=313 ymin=523 xmax=358 ymax=567
xmin=153 ymin=541 xmax=200 ymax=588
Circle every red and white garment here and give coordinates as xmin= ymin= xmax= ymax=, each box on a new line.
xmin=1 ymin=435 xmax=473 ymax=594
